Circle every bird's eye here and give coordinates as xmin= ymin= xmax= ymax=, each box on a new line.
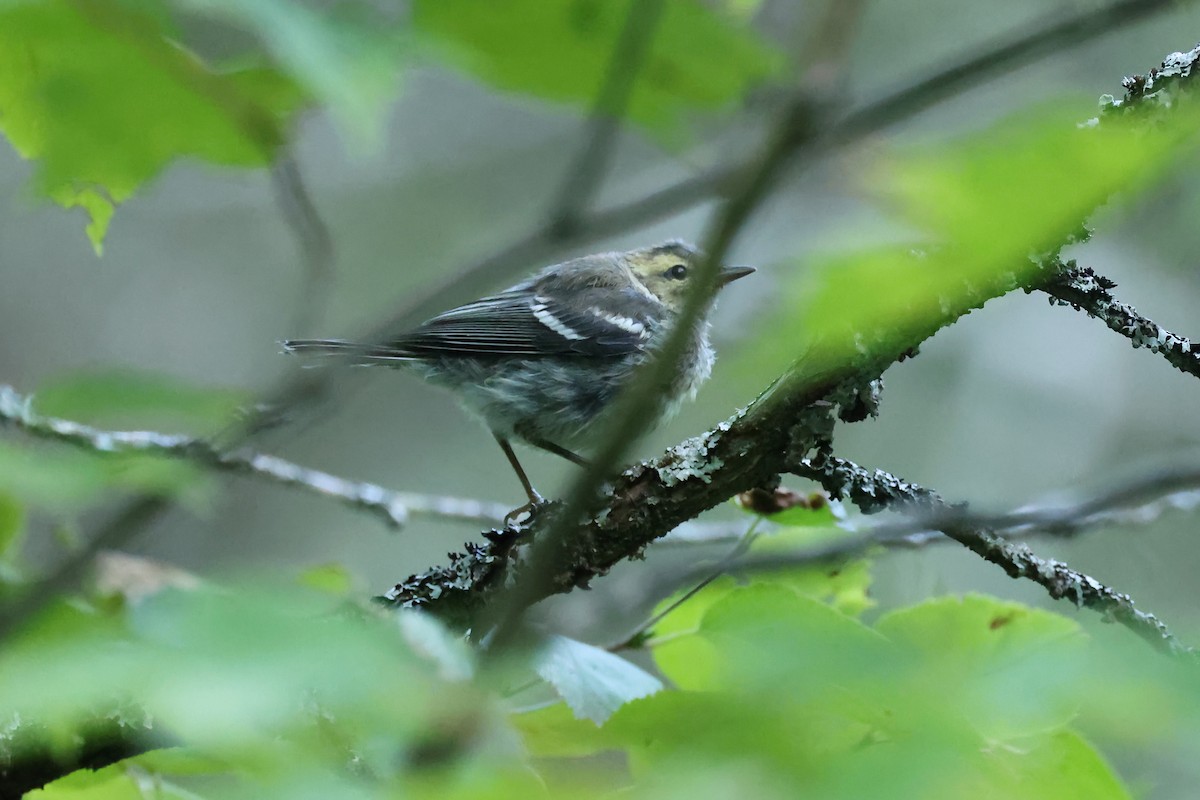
xmin=665 ymin=264 xmax=688 ymax=280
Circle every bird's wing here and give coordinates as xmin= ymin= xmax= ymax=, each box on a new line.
xmin=387 ymin=286 xmax=663 ymax=358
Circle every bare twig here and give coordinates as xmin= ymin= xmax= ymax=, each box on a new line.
xmin=272 ymin=149 xmax=336 ymax=336
xmin=608 ymin=518 xmax=761 ymax=653
xmin=0 ymin=386 xmax=508 ymax=529
xmin=793 ymin=454 xmax=1196 ymax=659
xmin=830 ymin=464 xmax=1200 ymax=543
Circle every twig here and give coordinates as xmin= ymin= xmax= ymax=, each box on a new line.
xmin=793 ymin=454 xmax=1196 ymax=660
xmin=608 ymin=518 xmax=761 ymax=652
xmin=0 ymin=386 xmax=508 ymax=529
xmin=1039 ymin=261 xmax=1200 ymax=380
xmin=271 ymin=149 xmax=336 ymax=337
xmin=834 ymin=463 xmax=1200 ymax=541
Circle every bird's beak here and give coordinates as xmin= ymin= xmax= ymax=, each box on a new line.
xmin=718 ymin=265 xmax=755 ymax=286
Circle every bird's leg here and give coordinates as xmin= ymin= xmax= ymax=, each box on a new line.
xmin=524 ymin=435 xmax=590 ymax=467
xmin=495 ymin=435 xmax=545 ymax=526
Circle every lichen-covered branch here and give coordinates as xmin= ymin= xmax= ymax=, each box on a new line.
xmin=1038 ymin=261 xmax=1200 ymax=380
xmin=381 ymin=286 xmax=1001 ymax=624
xmin=793 ymin=454 xmax=1196 ymax=660
xmin=0 ymin=386 xmax=508 ymax=530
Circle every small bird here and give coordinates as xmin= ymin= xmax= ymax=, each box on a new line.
xmin=283 ymin=240 xmax=753 ymax=520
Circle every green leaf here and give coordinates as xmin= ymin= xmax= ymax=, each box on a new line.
xmin=412 ymin=0 xmax=780 ymax=140
xmin=648 ymin=576 xmax=738 ymax=690
xmin=0 ymin=0 xmax=304 ymax=251
xmin=34 ymin=370 xmax=248 ymax=435
xmin=756 ymin=556 xmax=875 ymax=617
xmin=510 ymin=701 xmax=616 ymax=758
xmin=534 ymin=635 xmax=663 ymax=723
xmin=0 ymin=583 xmax=465 ymax=754
xmin=698 ymin=583 xmax=890 ymax=695
xmin=0 ymin=491 xmax=25 ymax=563
xmin=970 ymin=730 xmax=1131 ymax=800
xmin=28 ymin=748 xmax=231 ymax=799
xmin=0 ymin=440 xmax=114 ymax=509
xmin=0 ymin=439 xmax=212 ymax=514
xmin=875 ymin=594 xmax=1088 ymax=739
xmin=296 ymin=562 xmax=355 ymax=597
xmin=735 ymin=97 xmax=1200 ymax=383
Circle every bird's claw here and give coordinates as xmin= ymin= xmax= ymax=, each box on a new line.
xmin=504 ymin=492 xmax=546 ymax=528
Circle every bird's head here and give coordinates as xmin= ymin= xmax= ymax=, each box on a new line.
xmin=624 ymin=240 xmax=754 ymax=312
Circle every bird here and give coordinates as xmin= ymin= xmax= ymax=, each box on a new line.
xmin=283 ymin=240 xmax=754 ymax=522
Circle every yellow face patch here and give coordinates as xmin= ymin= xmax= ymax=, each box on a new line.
xmin=626 ymin=244 xmax=702 ymax=310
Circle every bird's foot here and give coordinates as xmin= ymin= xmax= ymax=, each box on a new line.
xmin=504 ymin=491 xmax=547 ymax=528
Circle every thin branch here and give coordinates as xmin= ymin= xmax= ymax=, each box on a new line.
xmin=793 ymin=454 xmax=1197 ymax=660
xmin=835 ymin=0 xmax=1175 ymax=137
xmin=609 ymin=517 xmax=761 ymax=653
xmin=1039 ymin=261 xmax=1200 ymax=380
xmin=0 ymin=386 xmax=508 ymax=529
xmin=272 ymin=149 xmax=336 ymax=336
xmin=549 ymin=0 xmax=668 ymax=229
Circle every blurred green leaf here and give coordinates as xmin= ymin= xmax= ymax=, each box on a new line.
xmin=534 ymin=635 xmax=663 ymax=724
xmin=34 ymin=370 xmax=248 ymax=435
xmin=0 ymin=440 xmax=211 ymax=514
xmin=875 ymin=594 xmax=1088 ymax=740
xmin=297 ymin=562 xmax=355 ymax=597
xmin=735 ymin=98 xmax=1200 ymax=383
xmin=412 ymin=0 xmax=780 ymax=140
xmin=0 ymin=583 xmax=486 ymax=772
xmin=0 ymin=440 xmax=115 ymax=509
xmin=754 ymin=554 xmax=875 ymax=617
xmin=699 ymin=583 xmax=890 ymax=694
xmin=969 ymin=730 xmax=1130 ymax=800
xmin=510 ymin=701 xmax=616 ymax=758
xmin=0 ymin=0 xmax=304 ymax=252
xmin=28 ymin=748 xmax=231 ymax=799
xmin=0 ymin=491 xmax=25 ymax=564
xmin=649 ymin=576 xmax=738 ymax=691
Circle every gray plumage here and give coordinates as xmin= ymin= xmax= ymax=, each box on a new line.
xmin=283 ymin=241 xmax=751 ymax=511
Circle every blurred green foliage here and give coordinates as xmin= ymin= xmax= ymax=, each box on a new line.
xmin=413 ymin=0 xmax=780 ymax=138
xmin=738 ymin=98 xmax=1200 ymax=385
xmin=3 ymin=563 xmax=1167 ymax=800
xmin=0 ymin=0 xmax=305 ymax=252
xmin=0 ymin=0 xmax=777 ymax=252
xmin=1 ymin=0 xmax=1199 ymax=797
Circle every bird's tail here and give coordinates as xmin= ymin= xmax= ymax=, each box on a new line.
xmin=281 ymin=339 xmax=414 ymax=366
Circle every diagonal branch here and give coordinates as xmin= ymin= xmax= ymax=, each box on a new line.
xmin=1039 ymin=261 xmax=1200 ymax=380
xmin=793 ymin=454 xmax=1196 ymax=660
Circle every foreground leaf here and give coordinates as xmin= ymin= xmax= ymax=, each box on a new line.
xmin=535 ymin=635 xmax=663 ymax=724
